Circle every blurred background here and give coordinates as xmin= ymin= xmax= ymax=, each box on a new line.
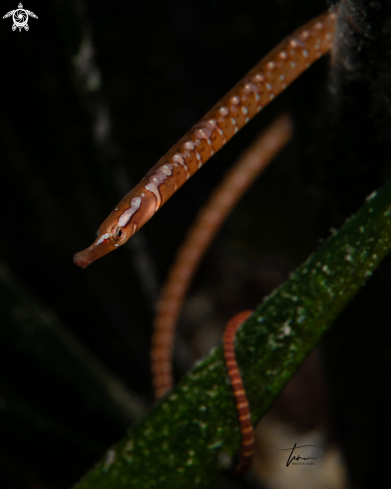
xmin=1 ymin=0 xmax=391 ymax=487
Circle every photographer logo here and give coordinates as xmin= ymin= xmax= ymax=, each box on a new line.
xmin=3 ymin=3 xmax=38 ymax=32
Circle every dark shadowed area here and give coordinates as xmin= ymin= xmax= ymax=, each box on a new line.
xmin=1 ymin=0 xmax=391 ymax=487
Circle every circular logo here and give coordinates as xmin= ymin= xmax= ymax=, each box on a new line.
xmin=12 ymin=8 xmax=28 ymax=29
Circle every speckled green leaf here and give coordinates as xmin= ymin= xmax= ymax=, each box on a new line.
xmin=73 ymin=182 xmax=391 ymax=489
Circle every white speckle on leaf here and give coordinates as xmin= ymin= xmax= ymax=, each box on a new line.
xmin=104 ymin=449 xmax=116 ymax=468
xmin=278 ymin=320 xmax=292 ymax=338
xmin=366 ymin=190 xmax=377 ymax=201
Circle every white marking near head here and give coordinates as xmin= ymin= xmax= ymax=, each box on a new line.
xmin=96 ymin=233 xmax=110 ymax=245
xmin=118 ymin=196 xmax=142 ymax=227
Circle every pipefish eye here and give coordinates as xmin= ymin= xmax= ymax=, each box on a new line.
xmin=112 ymin=226 xmax=123 ymax=240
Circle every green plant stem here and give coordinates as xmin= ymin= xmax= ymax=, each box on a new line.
xmin=74 ymin=180 xmax=391 ymax=489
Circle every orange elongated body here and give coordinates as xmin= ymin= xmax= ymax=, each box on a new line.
xmin=150 ymin=114 xmax=293 ymax=399
xmin=73 ymin=9 xmax=336 ymax=268
xmin=223 ymin=310 xmax=254 ymax=474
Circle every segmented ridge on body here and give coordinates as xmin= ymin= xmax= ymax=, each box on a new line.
xmin=73 ymin=9 xmax=336 ymax=269
xmin=150 ymin=115 xmax=293 ymax=399
xmin=142 ymin=8 xmax=335 ymax=213
xmin=223 ymin=310 xmax=254 ymax=474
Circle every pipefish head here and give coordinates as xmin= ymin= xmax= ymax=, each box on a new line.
xmin=73 ymin=220 xmax=130 ymax=269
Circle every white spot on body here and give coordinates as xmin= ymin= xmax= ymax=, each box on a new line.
xmin=141 ymin=193 xmax=145 ymax=197
xmin=172 ymin=153 xmax=184 ymax=164
xmin=219 ymin=106 xmax=229 ymax=116
xmin=241 ymin=106 xmax=248 ymax=115
xmin=280 ymin=74 xmax=285 ymax=81
xmin=118 ymin=196 xmax=142 ymax=227
xmin=266 ymin=83 xmax=272 ymax=90
xmin=172 ymin=153 xmax=190 ymax=179
xmin=231 ymin=96 xmax=240 ymax=105
xmin=206 ymin=119 xmax=217 ymax=130
xmin=290 ymin=61 xmax=296 ymax=68
xmin=315 ymin=21 xmax=323 ymax=30
xmin=231 ymin=118 xmax=237 ymax=125
xmin=279 ymin=51 xmax=288 ymax=60
xmin=302 ymin=49 xmax=309 ymax=58
xmin=184 ymin=141 xmax=195 ymax=150
xmin=255 ymin=73 xmax=265 ymax=82
xmin=267 ymin=61 xmax=276 ymax=70
xmin=195 ymin=128 xmax=212 ymax=141
xmin=144 ymin=164 xmax=173 ymax=212
xmin=244 ymin=82 xmax=258 ymax=94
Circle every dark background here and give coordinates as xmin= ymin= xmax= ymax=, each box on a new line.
xmin=1 ymin=0 xmax=390 ymax=487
